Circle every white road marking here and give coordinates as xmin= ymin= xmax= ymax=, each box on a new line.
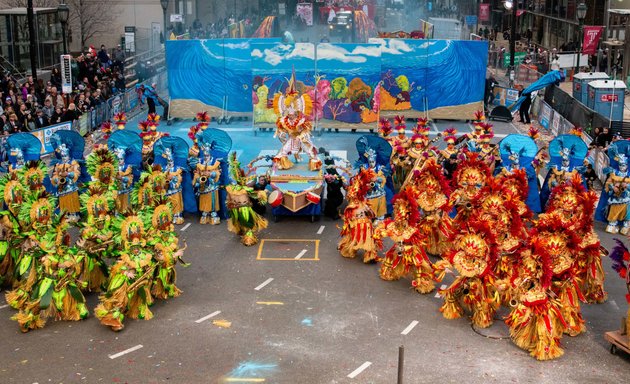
xmin=435 ymin=284 xmax=447 ymax=298
xmin=294 ymin=249 xmax=308 ymax=260
xmin=108 ymin=344 xmax=143 ymax=359
xmin=254 ymin=278 xmax=274 ymax=291
xmin=180 ymin=223 xmax=191 ymax=231
xmin=317 ymin=225 xmax=325 ymax=235
xmin=347 ymin=361 xmax=372 ymax=378
xmin=195 ymin=310 xmax=222 ymax=324
xmin=0 ymin=304 xmax=8 ymax=309
xmin=401 ymin=320 xmax=419 ymax=335
xmin=610 ymin=300 xmax=620 ymax=311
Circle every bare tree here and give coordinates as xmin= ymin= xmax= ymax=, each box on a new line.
xmin=67 ymin=0 xmax=118 ymax=50
xmin=0 ymin=0 xmax=58 ymax=7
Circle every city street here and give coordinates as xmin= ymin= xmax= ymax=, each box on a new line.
xmin=1 ymin=122 xmax=629 ymax=383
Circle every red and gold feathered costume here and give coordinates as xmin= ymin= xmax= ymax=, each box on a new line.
xmin=435 ymin=219 xmax=500 ymax=328
xmin=450 ymin=152 xmax=491 ymax=223
xmin=408 ymin=158 xmax=453 ymax=256
xmin=545 ymin=174 xmax=606 ymax=303
xmin=338 ymin=169 xmax=380 ymax=263
xmin=374 ymin=188 xmax=436 ymax=294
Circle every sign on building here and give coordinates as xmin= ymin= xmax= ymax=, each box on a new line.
xmin=124 ymin=26 xmax=136 ymax=53
xmin=60 ymin=54 xmax=72 ymax=94
xmin=170 ymin=14 xmax=183 ymax=22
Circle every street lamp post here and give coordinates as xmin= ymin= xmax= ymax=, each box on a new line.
xmin=27 ymin=0 xmax=37 ymax=81
xmin=160 ymin=0 xmax=169 ymax=40
xmin=575 ymin=1 xmax=588 ymax=75
xmin=57 ymin=1 xmax=70 ymax=54
xmin=504 ymin=0 xmax=517 ymax=85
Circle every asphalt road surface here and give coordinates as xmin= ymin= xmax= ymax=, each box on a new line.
xmin=1 ymin=123 xmax=629 ymax=383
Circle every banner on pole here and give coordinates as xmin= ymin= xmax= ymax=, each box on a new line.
xmin=582 ymin=26 xmax=604 ymax=55
xmin=479 ymin=3 xmax=490 ymax=22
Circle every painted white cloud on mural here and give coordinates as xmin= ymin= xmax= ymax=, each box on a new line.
xmin=316 ymin=44 xmax=366 ymax=63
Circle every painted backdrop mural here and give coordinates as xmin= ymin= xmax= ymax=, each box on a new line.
xmin=166 ymin=38 xmax=279 ymax=119
xmin=166 ymin=38 xmax=488 ymax=123
xmin=315 ymin=43 xmax=381 ymax=130
xmin=370 ymin=38 xmax=488 ymax=119
xmin=251 ymin=42 xmax=317 ymax=128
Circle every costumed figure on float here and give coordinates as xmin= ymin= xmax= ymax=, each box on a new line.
xmin=272 ymin=71 xmax=321 ymax=171
xmin=374 ymin=188 xmax=436 ymax=294
xmin=226 ymin=152 xmax=268 ymax=246
xmin=338 ymin=168 xmax=380 ymax=263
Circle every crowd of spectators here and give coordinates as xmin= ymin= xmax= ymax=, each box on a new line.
xmin=0 ymin=44 xmax=127 ymax=137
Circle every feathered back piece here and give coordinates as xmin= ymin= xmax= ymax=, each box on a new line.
xmin=379 ymin=118 xmax=393 ymax=137
xmin=85 ymin=144 xmax=118 ymax=184
xmin=547 ymin=173 xmax=597 ymax=228
xmin=101 ymin=121 xmax=113 ymax=140
xmin=443 ymin=127 xmax=457 ymax=144
xmin=528 ymin=126 xmax=540 ymax=140
xmin=452 ymin=152 xmax=491 ymax=186
xmin=272 ymin=68 xmax=313 ymax=118
xmin=391 ymin=186 xmax=421 ymax=226
xmin=346 ymin=168 xmax=374 ymax=202
xmin=473 ymin=110 xmax=485 ymax=122
xmin=413 ymin=158 xmax=452 ymax=196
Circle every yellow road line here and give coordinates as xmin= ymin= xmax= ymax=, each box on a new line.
xmin=224 ymin=378 xmax=266 ymax=383
xmin=256 ymin=301 xmax=284 ymax=305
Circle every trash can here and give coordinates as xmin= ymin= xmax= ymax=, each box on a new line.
xmin=586 ymin=80 xmax=627 ymax=122
xmin=573 ymin=72 xmax=609 ymax=104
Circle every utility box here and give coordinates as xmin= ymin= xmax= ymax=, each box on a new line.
xmin=587 ymin=80 xmax=627 ymax=123
xmin=573 ymin=72 xmax=609 ymax=104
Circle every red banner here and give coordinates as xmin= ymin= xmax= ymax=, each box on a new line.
xmin=479 ymin=3 xmax=490 ymax=22
xmin=582 ymin=26 xmax=604 ymax=55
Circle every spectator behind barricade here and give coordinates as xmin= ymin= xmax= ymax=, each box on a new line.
xmin=50 ymin=106 xmax=64 ymax=125
xmin=4 ymin=113 xmax=22 ymax=133
xmin=42 ymin=98 xmax=54 ymax=119
xmin=51 ymin=67 xmax=62 ymax=88
xmin=61 ymin=103 xmax=81 ymax=122
xmin=34 ymin=109 xmax=49 ymax=129
xmin=50 ymin=87 xmax=65 ymax=109
xmin=98 ymin=45 xmax=111 ymax=69
xmin=113 ymin=45 xmax=125 ymax=72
